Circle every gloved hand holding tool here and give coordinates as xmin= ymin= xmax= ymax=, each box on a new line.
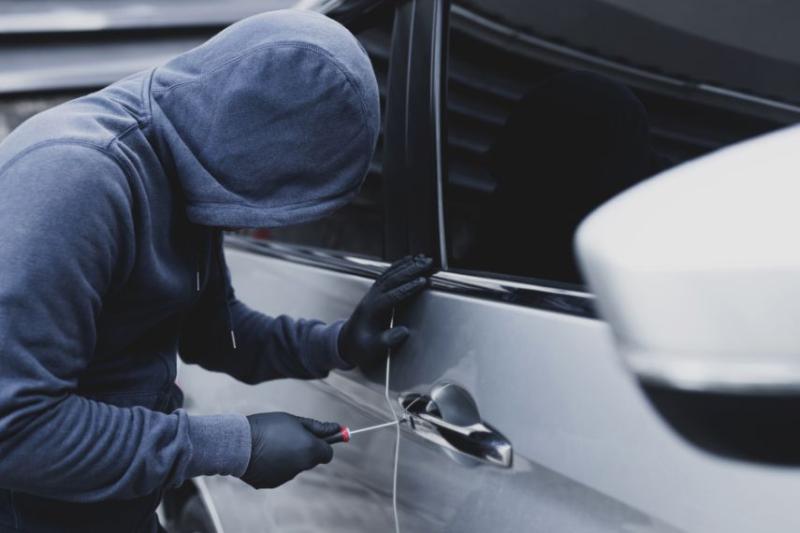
xmin=338 ymin=255 xmax=434 ymax=367
xmin=240 ymin=413 xmax=341 ymax=489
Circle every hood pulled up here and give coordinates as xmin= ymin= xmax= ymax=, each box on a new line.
xmin=150 ymin=9 xmax=381 ymax=228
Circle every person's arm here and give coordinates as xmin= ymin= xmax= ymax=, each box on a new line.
xmin=0 ymin=146 xmax=250 ymax=502
xmin=178 ymin=236 xmax=351 ymax=383
xmin=179 ymin=240 xmax=435 ymax=383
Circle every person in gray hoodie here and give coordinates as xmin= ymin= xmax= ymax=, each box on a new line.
xmin=0 ymin=9 xmax=433 ymax=533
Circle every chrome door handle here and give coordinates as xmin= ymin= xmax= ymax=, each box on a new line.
xmin=399 ymin=384 xmax=513 ymax=468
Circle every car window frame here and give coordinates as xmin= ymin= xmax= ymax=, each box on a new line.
xmin=428 ymin=2 xmax=800 ymax=318
xmin=381 ymin=0 xmax=448 ymax=264
xmin=422 ymin=0 xmax=598 ymax=317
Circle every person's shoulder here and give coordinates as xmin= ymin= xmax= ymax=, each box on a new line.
xmin=2 ymin=106 xmax=129 ymax=160
xmin=0 ymin=73 xmax=149 ymax=178
xmin=0 ymin=139 xmax=133 ymax=215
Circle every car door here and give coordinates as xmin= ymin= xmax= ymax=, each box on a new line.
xmin=383 ymin=1 xmax=800 ymax=533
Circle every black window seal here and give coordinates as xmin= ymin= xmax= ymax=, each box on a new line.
xmin=225 ymin=234 xmax=597 ymax=319
xmin=381 ymin=0 xmax=446 ymax=263
xmin=432 ymin=0 xmax=599 ymax=316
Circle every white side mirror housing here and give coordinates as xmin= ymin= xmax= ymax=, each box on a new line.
xmin=577 ymin=124 xmax=800 ymax=394
xmin=575 ymin=125 xmax=800 ymax=463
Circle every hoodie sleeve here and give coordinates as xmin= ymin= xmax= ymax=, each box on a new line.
xmin=178 ymin=235 xmax=353 ymax=384
xmin=0 ymin=145 xmax=250 ymax=502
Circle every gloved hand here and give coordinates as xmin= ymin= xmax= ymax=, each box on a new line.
xmin=240 ymin=412 xmax=339 ymax=489
xmin=338 ymin=255 xmax=434 ymax=367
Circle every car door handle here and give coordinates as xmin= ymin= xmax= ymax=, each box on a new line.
xmin=399 ymin=384 xmax=513 ymax=468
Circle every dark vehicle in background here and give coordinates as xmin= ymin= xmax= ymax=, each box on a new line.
xmin=3 ymin=1 xmax=800 ymax=531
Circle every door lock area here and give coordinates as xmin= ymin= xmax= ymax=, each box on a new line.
xmin=399 ymin=383 xmax=512 ymax=468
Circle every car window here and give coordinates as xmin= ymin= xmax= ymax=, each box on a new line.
xmin=244 ymin=11 xmax=394 ymax=260
xmin=457 ymin=0 xmax=800 ymax=109
xmin=442 ymin=1 xmax=799 ymax=286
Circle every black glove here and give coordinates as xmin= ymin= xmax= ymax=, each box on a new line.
xmin=338 ymin=255 xmax=434 ymax=367
xmin=240 ymin=412 xmax=339 ymax=489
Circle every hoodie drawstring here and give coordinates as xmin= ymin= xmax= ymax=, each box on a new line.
xmin=195 ymin=259 xmax=201 ymax=292
xmin=216 ymin=230 xmax=237 ymax=350
xmin=196 ymin=229 xmax=237 ymax=350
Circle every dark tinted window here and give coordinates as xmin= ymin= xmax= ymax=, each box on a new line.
xmin=458 ymin=0 xmax=800 ymax=108
xmin=443 ymin=1 xmax=798 ymax=286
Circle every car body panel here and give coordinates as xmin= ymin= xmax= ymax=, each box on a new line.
xmin=391 ymin=277 xmax=800 ymax=532
xmin=180 ymin=366 xmax=398 ymax=532
xmin=177 ymin=248 xmax=800 ymax=532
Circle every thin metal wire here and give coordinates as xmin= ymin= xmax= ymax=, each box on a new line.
xmin=385 ymin=309 xmax=401 ymax=533
xmin=349 ymin=420 xmax=399 ymax=435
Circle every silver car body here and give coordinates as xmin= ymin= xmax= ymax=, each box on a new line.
xmin=179 ymin=247 xmax=800 ymax=532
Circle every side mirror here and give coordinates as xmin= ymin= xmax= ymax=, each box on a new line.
xmin=575 ymin=125 xmax=800 ymax=464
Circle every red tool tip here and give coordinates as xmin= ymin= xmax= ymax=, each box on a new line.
xmin=323 ymin=425 xmax=350 ymax=444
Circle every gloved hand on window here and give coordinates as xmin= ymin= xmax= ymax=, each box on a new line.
xmin=338 ymin=255 xmax=434 ymax=367
xmin=240 ymin=412 xmax=339 ymax=489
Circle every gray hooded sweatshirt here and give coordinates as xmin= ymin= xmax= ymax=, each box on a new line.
xmin=0 ymin=10 xmax=380 ymax=532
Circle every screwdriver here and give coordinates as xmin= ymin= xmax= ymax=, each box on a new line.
xmin=324 ymin=420 xmax=399 ymax=444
